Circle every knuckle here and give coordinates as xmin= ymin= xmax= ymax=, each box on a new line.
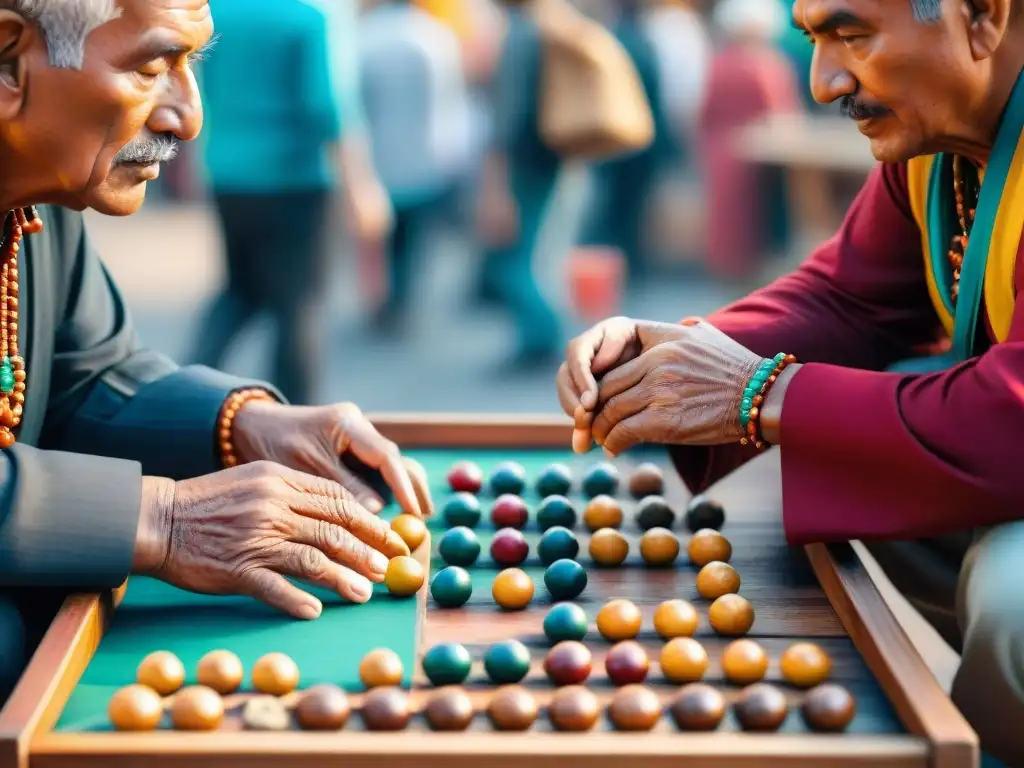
xmin=340 ymin=533 xmax=365 ymax=564
xmin=250 ymin=474 xmax=282 ymax=500
xmin=249 ymin=460 xmax=279 ymax=478
xmin=363 ymin=514 xmax=390 ymax=544
xmin=297 ymin=546 xmax=326 ymax=577
xmin=332 ymin=498 xmax=356 ymax=527
xmin=314 ymin=520 xmax=344 ymax=552
xmin=603 ymin=395 xmax=623 ymax=418
xmin=236 ymin=565 xmax=267 ymax=593
xmin=333 ymin=401 xmax=363 ymax=422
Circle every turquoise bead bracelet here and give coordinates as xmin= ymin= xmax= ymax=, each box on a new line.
xmin=738 ymin=352 xmax=797 ymax=449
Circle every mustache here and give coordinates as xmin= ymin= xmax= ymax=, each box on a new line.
xmin=112 ymin=133 xmax=179 ymax=165
xmin=839 ymin=95 xmax=891 ymax=120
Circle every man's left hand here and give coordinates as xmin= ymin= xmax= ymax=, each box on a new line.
xmin=589 ymin=321 xmax=764 ymax=455
xmin=231 ymin=400 xmax=432 ymax=518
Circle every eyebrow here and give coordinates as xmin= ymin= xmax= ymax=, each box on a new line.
xmin=792 ymin=9 xmax=868 ymax=34
xmin=126 ymin=32 xmax=217 ymax=64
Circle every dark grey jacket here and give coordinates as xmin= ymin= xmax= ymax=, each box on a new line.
xmin=0 ymin=206 xmax=272 ymax=592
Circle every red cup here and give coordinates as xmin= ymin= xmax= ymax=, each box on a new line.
xmin=568 ymin=246 xmax=625 ymax=322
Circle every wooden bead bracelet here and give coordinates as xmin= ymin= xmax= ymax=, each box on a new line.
xmin=218 ymin=388 xmax=277 ymax=468
xmin=739 ymin=353 xmax=797 ymax=451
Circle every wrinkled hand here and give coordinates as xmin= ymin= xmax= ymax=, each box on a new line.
xmin=232 ymin=400 xmax=433 ymax=519
xmin=586 ymin=320 xmax=763 ymax=455
xmin=556 ymin=317 xmax=695 ymax=452
xmin=147 ymin=462 xmax=411 ymax=618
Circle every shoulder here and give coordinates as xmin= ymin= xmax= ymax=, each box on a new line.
xmin=33 ymin=206 xmax=86 ymax=260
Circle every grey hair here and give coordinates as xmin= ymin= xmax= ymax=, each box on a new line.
xmin=0 ymin=0 xmax=120 ymax=69
xmin=910 ymin=0 xmax=943 ymax=22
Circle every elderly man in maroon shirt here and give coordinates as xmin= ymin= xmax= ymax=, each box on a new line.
xmin=558 ymin=0 xmax=1024 ymax=763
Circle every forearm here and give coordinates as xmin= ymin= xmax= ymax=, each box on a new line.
xmin=774 ymin=345 xmax=1024 ymax=544
xmin=338 ymin=134 xmax=380 ymax=195
xmin=671 ymin=163 xmax=940 ymax=496
xmin=45 ymin=364 xmax=283 ymax=480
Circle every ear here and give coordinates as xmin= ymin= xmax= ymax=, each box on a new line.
xmin=965 ymin=0 xmax=1012 ymax=60
xmin=0 ymin=11 xmax=32 ymax=122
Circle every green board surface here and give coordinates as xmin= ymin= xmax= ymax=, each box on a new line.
xmin=55 ymin=448 xmax=595 ymax=731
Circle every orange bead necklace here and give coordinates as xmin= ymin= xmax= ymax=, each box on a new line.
xmin=0 ymin=207 xmax=43 ymax=448
xmin=948 ymin=155 xmax=979 ymax=306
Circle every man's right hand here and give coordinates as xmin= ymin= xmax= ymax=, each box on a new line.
xmin=135 ymin=462 xmax=410 ymax=620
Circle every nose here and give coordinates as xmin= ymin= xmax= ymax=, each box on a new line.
xmin=809 ymin=44 xmax=857 ymax=106
xmin=146 ymin=67 xmax=204 ymax=142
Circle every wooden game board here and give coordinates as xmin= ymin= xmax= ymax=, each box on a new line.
xmin=0 ymin=415 xmax=978 ymax=768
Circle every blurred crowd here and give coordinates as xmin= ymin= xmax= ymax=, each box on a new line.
xmin=153 ymin=0 xmax=825 ymax=406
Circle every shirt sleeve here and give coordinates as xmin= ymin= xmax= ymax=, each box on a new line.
xmin=325 ymin=0 xmax=366 ymax=136
xmin=669 ymin=161 xmax=969 ymax=542
xmin=298 ymin=5 xmax=345 ymax=143
xmin=38 ymin=209 xmax=283 ymax=481
xmin=779 ymin=303 xmax=1024 ymax=544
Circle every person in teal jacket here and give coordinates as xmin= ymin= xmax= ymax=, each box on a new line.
xmin=192 ymin=0 xmax=391 ymax=404
xmin=476 ymin=2 xmax=564 ymax=369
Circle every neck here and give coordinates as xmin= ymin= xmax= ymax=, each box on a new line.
xmin=0 ymin=146 xmax=25 ymax=212
xmin=0 ymin=147 xmax=48 ymax=212
xmin=943 ymin=55 xmax=1024 ymax=168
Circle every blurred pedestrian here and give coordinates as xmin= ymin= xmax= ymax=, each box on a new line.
xmin=359 ymin=0 xmax=472 ymax=332
xmin=575 ymin=0 xmax=680 ymax=282
xmin=698 ymin=0 xmax=800 ymax=281
xmin=191 ymin=0 xmax=391 ymax=404
xmin=643 ymin=0 xmax=709 ymax=156
xmin=476 ymin=0 xmax=564 ymax=369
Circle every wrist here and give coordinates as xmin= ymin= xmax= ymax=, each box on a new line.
xmin=134 ymin=476 xmax=175 ymax=576
xmin=229 ymin=395 xmax=283 ymax=465
xmin=759 ymin=363 xmax=801 ymax=444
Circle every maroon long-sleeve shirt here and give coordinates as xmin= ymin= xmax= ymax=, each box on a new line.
xmin=672 ymin=161 xmax=1024 ymax=545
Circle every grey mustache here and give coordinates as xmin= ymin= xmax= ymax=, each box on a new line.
xmin=113 ymin=135 xmax=179 ymax=165
xmin=840 ymin=95 xmax=890 ymax=120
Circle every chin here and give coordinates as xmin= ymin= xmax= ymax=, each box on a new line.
xmin=866 ymin=135 xmax=920 ymax=165
xmin=82 ymin=182 xmax=149 ymax=217
xmin=859 ymin=118 xmax=924 ymax=165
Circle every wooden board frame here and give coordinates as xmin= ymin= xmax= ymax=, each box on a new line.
xmin=0 ymin=414 xmax=978 ymax=768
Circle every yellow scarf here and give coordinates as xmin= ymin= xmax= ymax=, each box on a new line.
xmin=906 ymin=140 xmax=1024 ymax=343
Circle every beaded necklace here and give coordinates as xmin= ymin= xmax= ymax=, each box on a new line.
xmin=948 ymin=155 xmax=980 ymax=306
xmin=0 ymin=206 xmax=42 ymax=448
